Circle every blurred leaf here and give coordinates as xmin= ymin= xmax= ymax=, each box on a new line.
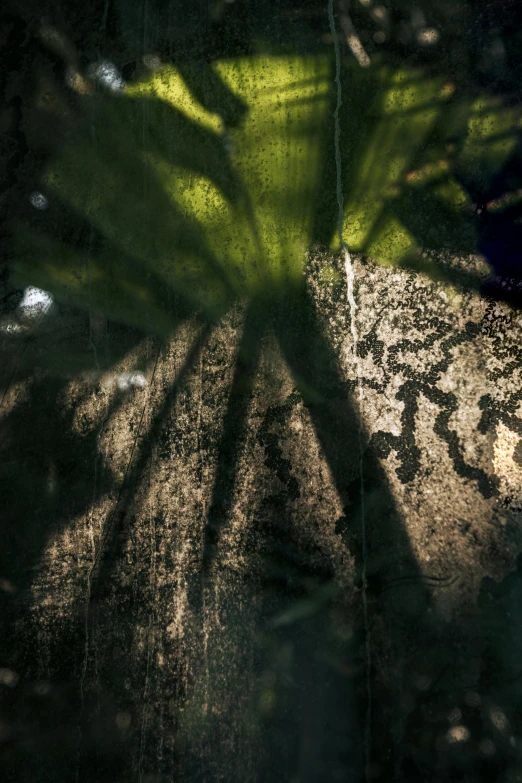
xmin=11 ymin=54 xmax=522 ymax=347
xmin=13 ymin=56 xmax=332 ymax=332
xmin=335 ymin=66 xmax=521 ymax=269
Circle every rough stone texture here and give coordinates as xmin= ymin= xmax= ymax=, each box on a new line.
xmin=2 ymin=251 xmax=522 ymax=781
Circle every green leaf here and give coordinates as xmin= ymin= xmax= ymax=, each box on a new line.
xmin=12 ymin=55 xmax=522 ymax=345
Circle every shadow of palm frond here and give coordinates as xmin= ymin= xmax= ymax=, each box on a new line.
xmin=3 ymin=33 xmax=522 ymax=781
xmin=187 ymin=284 xmax=443 ymax=780
xmin=89 ymin=323 xmax=210 ymax=606
xmin=0 ymin=375 xmax=120 ymax=656
xmin=201 ymin=303 xmax=265 ymax=573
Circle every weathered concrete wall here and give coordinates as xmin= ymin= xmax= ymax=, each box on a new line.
xmin=2 ymin=251 xmax=522 ymax=781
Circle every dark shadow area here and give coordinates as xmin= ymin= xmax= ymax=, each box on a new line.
xmin=0 ymin=375 xmax=117 ymax=605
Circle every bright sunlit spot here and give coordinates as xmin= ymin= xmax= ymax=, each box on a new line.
xmin=114 ymin=372 xmax=147 ymax=391
xmin=29 ymin=191 xmax=48 ymax=210
xmin=87 ymin=61 xmax=126 ymax=92
xmin=19 ymin=287 xmax=54 ymax=319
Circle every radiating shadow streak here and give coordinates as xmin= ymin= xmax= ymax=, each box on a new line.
xmin=88 ymin=322 xmax=211 ymax=607
xmin=0 ymin=325 xmax=210 ymax=781
xmin=70 ymin=321 xmax=211 ymax=774
xmin=0 ymin=369 xmax=125 ymax=762
xmin=187 ymin=285 xmax=445 ymax=780
xmin=274 ymin=285 xmax=441 ymax=778
xmin=201 ymin=302 xmax=265 ymax=573
xmin=0 ymin=376 xmax=125 ymax=600
xmin=275 ymin=286 xmax=427 ymax=594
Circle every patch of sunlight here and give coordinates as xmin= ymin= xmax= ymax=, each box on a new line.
xmin=493 ymin=422 xmax=522 ymax=513
xmin=0 ymin=319 xmax=24 ymax=335
xmin=339 ymin=68 xmax=443 ymax=255
xmin=29 ymin=191 xmax=48 ymax=210
xmin=115 ymin=372 xmax=147 ymax=391
xmin=127 ymin=66 xmax=224 ymax=134
xmin=447 ymin=725 xmax=471 ymax=743
xmin=317 ymin=263 xmax=344 ymax=287
xmin=460 ymin=97 xmax=522 ymax=185
xmin=216 ymin=56 xmax=331 ymax=287
xmin=0 ymin=380 xmax=29 ymax=418
xmin=417 ymin=28 xmax=440 ymax=46
xmin=87 ymin=61 xmax=126 ymax=92
xmin=19 ymin=286 xmax=53 ymax=319
xmin=362 ymin=212 xmax=416 ymax=266
xmin=338 ymin=68 xmax=520 ymax=270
